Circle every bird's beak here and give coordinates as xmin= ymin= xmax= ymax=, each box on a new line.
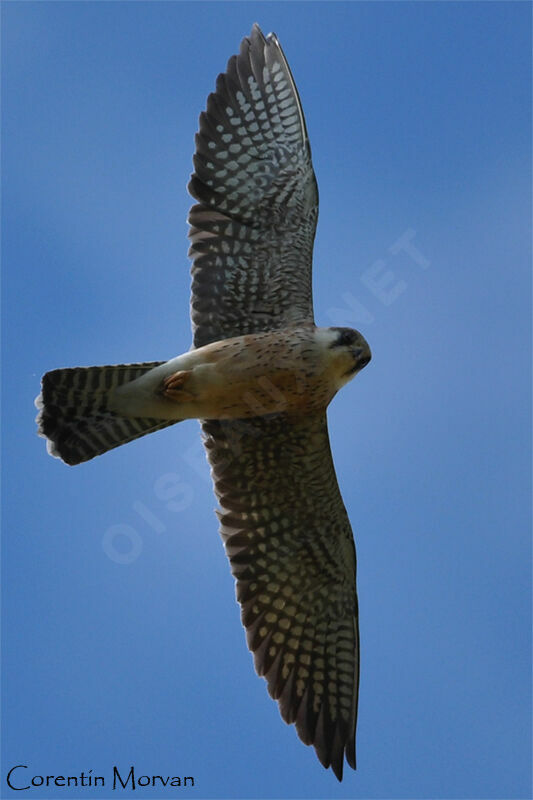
xmin=353 ymin=343 xmax=371 ymax=371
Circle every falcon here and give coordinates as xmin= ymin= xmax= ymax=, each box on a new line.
xmin=36 ymin=24 xmax=371 ymax=781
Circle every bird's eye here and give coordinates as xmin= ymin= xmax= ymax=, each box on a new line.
xmin=358 ymin=355 xmax=371 ymax=369
xmin=331 ymin=328 xmax=357 ymax=348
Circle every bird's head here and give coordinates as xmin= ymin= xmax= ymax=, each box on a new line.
xmin=326 ymin=326 xmax=372 ymax=389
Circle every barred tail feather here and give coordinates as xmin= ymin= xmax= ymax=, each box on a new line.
xmin=36 ymin=362 xmax=178 ymax=466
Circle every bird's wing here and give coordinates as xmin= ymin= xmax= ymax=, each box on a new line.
xmin=202 ymin=413 xmax=359 ymax=781
xmin=188 ymin=24 xmax=318 ymax=347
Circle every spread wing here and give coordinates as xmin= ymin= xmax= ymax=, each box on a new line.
xmin=188 ymin=23 xmax=318 ymax=348
xmin=189 ymin=25 xmax=359 ymax=780
xmin=202 ymin=414 xmax=359 ymax=780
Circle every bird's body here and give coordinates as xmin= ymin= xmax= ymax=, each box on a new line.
xmin=36 ymin=24 xmax=372 ymax=781
xmin=111 ymin=325 xmax=369 ymax=421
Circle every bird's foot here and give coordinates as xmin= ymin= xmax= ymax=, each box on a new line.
xmin=160 ymin=370 xmax=195 ymax=402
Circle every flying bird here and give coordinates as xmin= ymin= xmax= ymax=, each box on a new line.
xmin=36 ymin=24 xmax=371 ymax=781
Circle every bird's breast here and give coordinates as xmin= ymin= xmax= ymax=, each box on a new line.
xmin=188 ymin=331 xmax=337 ymax=419
xmin=111 ymin=328 xmax=340 ymax=422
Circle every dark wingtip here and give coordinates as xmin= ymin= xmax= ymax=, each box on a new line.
xmin=251 ymin=22 xmax=279 ymax=44
xmin=249 ymin=23 xmax=268 ymax=51
xmin=345 ymin=738 xmax=357 ymax=771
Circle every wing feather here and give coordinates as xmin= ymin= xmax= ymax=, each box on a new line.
xmin=188 ymin=24 xmax=318 ymax=347
xmin=202 ymin=414 xmax=359 ymax=780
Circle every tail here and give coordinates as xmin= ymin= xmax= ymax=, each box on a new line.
xmin=36 ymin=361 xmax=178 ymax=465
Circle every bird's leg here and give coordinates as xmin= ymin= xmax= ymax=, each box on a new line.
xmin=160 ymin=370 xmax=195 ymax=402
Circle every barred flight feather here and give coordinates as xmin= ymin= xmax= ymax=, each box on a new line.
xmin=36 ymin=362 xmax=177 ymax=466
xmin=201 ymin=414 xmax=359 ymax=780
xmin=188 ymin=23 xmax=318 ymax=349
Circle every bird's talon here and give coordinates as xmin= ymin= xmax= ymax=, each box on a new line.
xmin=161 ymin=370 xmax=194 ymax=401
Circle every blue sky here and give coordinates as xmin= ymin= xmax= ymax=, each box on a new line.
xmin=2 ymin=2 xmax=531 ymax=798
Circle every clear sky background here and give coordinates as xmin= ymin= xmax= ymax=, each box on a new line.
xmin=2 ymin=2 xmax=531 ymax=799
